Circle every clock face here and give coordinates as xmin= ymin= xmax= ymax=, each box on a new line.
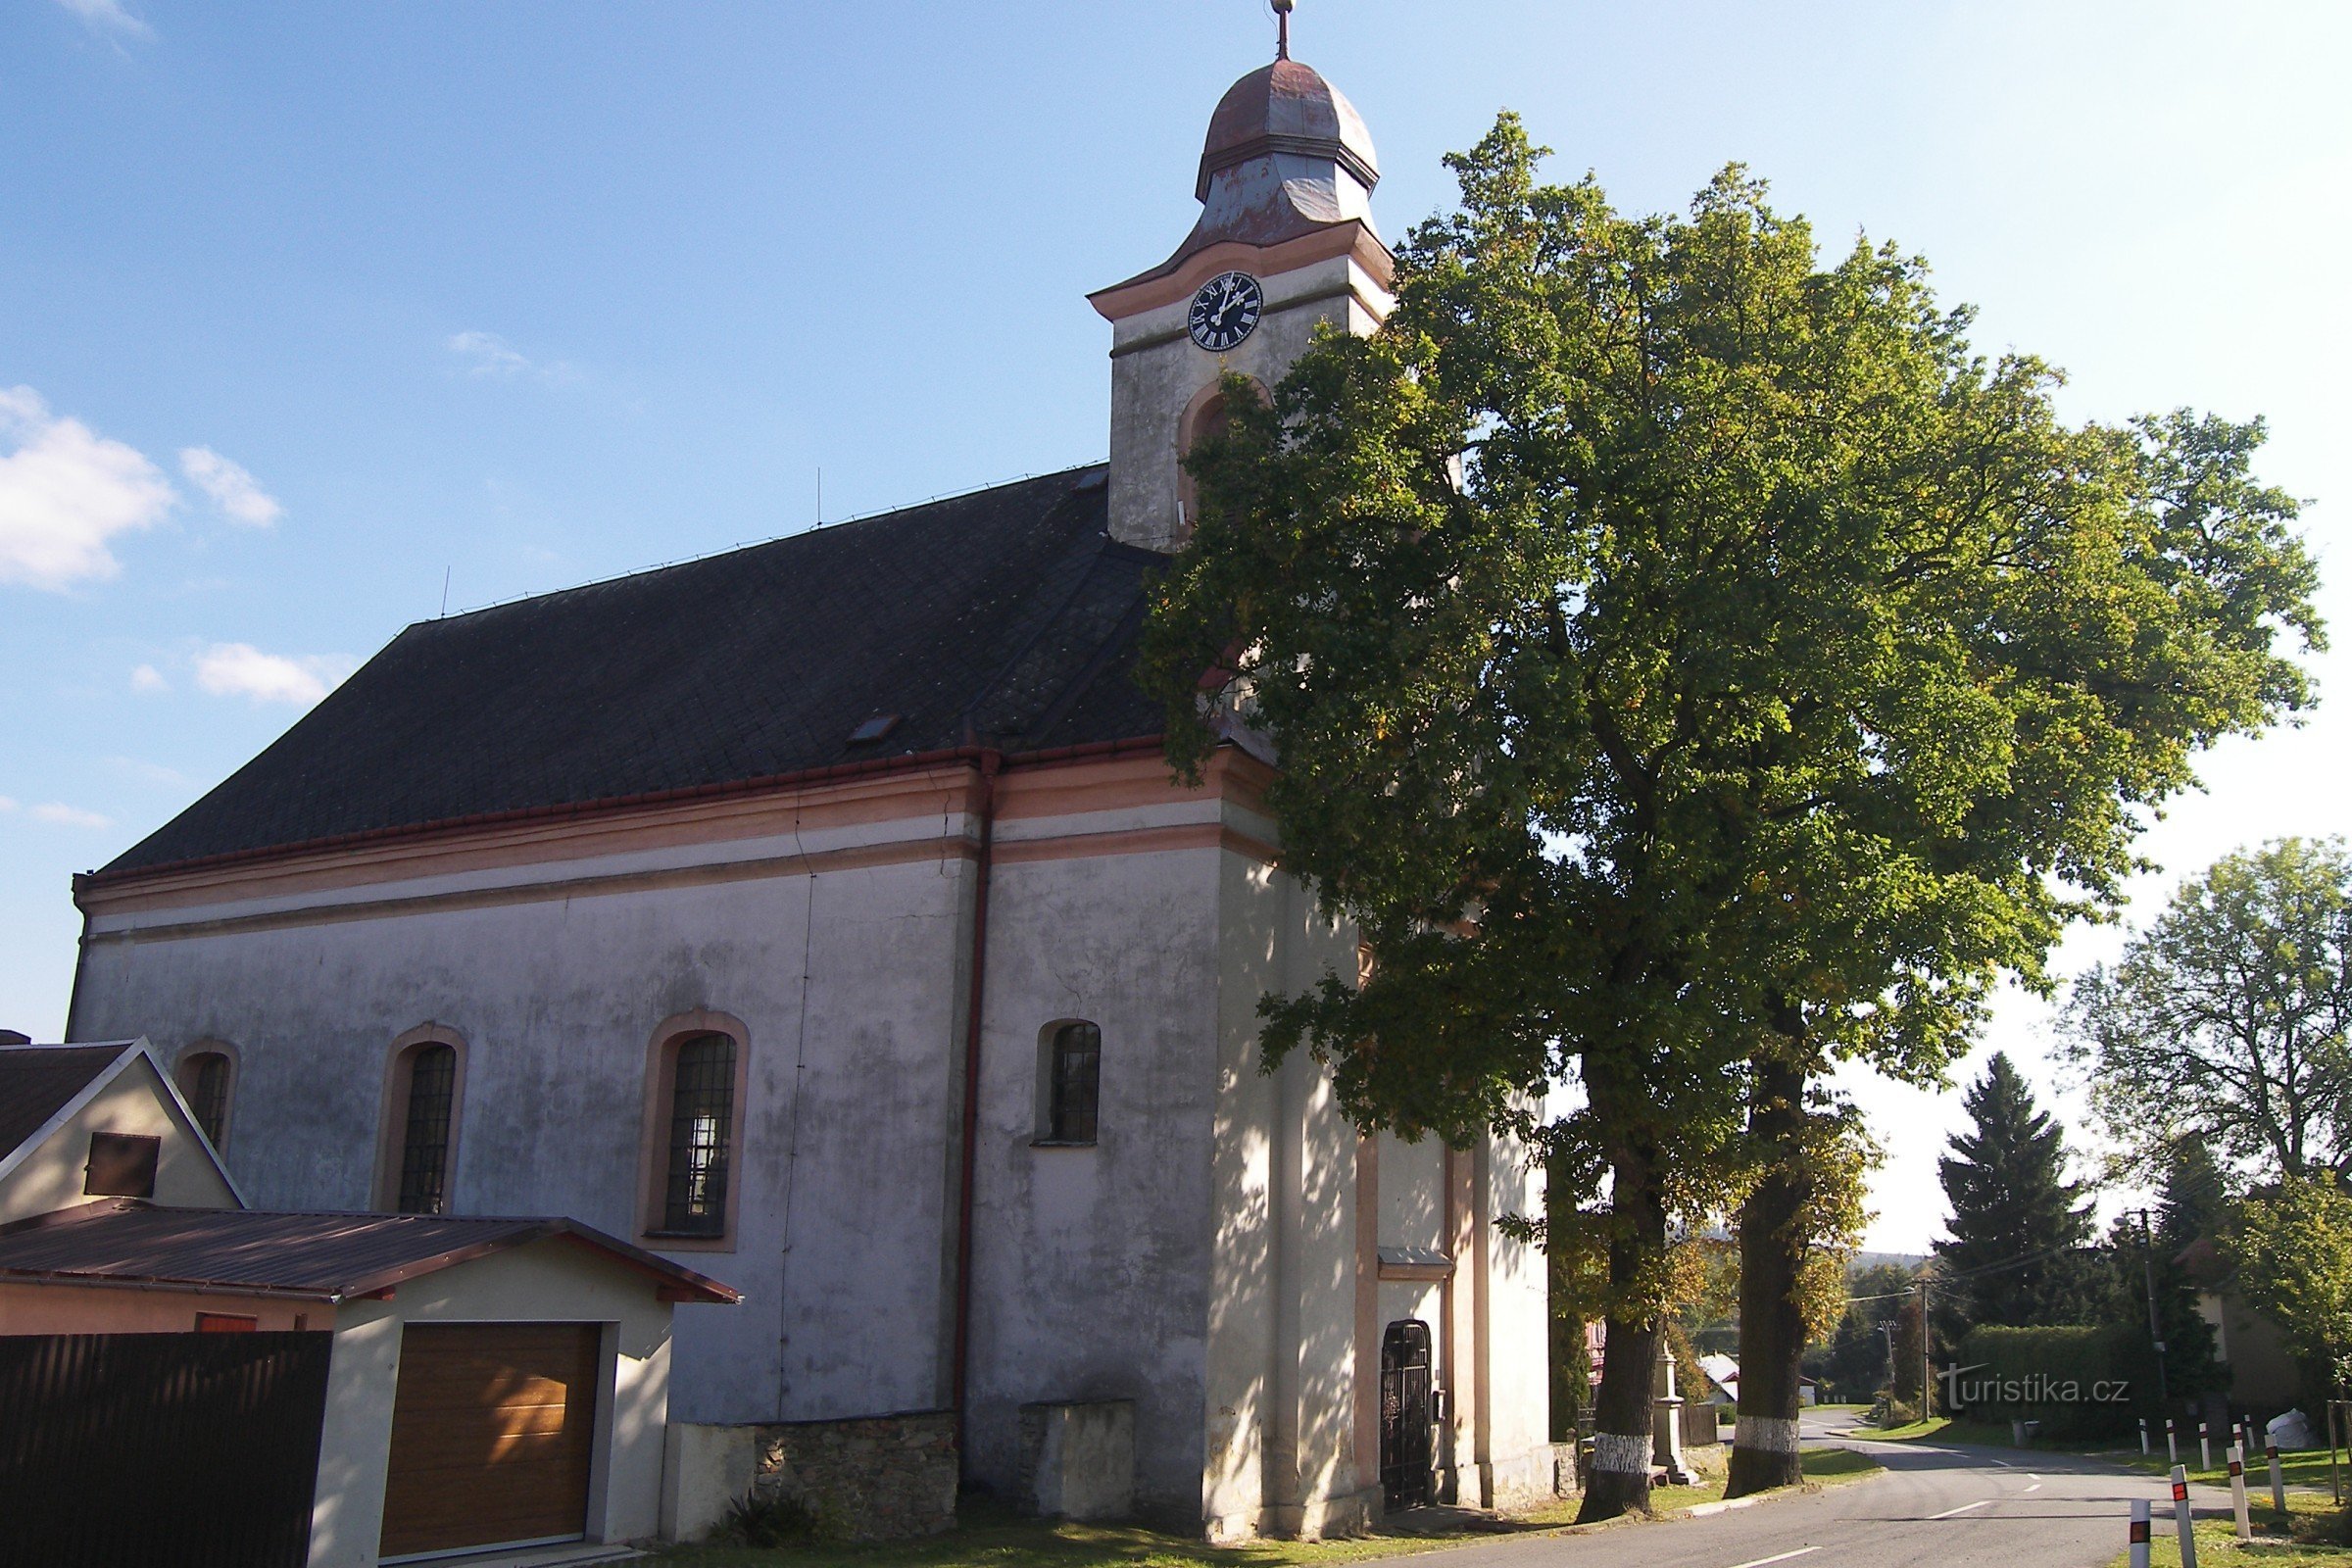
xmin=1188 ymin=271 xmax=1264 ymax=352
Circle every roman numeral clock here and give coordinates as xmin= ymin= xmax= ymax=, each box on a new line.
xmin=1188 ymin=270 xmax=1263 ymax=352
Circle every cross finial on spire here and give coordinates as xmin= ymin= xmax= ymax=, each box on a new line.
xmin=1273 ymin=0 xmax=1294 ymax=60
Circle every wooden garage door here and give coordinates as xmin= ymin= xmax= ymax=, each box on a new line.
xmin=378 ymin=1322 xmax=601 ymax=1561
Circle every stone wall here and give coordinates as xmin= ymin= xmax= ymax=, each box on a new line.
xmin=754 ymin=1410 xmax=958 ymax=1542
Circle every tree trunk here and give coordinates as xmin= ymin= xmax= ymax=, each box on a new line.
xmin=1727 ymin=1053 xmax=1810 ymax=1497
xmin=1577 ymin=1138 xmax=1668 ymax=1522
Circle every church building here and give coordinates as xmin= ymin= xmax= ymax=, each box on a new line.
xmin=63 ymin=22 xmax=1552 ymax=1542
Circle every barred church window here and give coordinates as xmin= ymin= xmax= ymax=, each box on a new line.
xmin=1039 ymin=1021 xmax=1101 ymax=1146
xmin=662 ymin=1034 xmax=736 ymax=1235
xmin=396 ymin=1044 xmax=458 ymax=1215
xmin=178 ymin=1049 xmax=233 ymax=1150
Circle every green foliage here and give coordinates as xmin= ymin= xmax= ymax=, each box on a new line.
xmin=1137 ymin=114 xmax=2322 ymax=1346
xmin=1936 ymin=1054 xmax=2095 ymax=1328
xmin=1805 ymin=1261 xmax=1918 ymax=1401
xmin=711 ymin=1489 xmax=816 ymax=1548
xmin=2068 ymin=839 xmax=2352 ymax=1183
xmin=2229 ymin=1173 xmax=2352 ymax=1389
xmin=1954 ymin=1324 xmax=2144 ymax=1439
xmin=2077 ymin=1207 xmax=2225 ymax=1403
xmin=2157 ymin=1139 xmax=2232 ymax=1251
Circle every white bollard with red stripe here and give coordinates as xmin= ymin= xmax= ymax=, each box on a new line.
xmin=2172 ymin=1464 xmax=2200 ymax=1568
xmin=2140 ymin=1418 xmax=2151 ymax=1455
xmin=2269 ymin=1440 xmax=2287 ymax=1515
xmin=2168 ymin=1418 xmax=2180 ymax=1466
xmin=2200 ymin=1421 xmax=2213 ymax=1472
xmin=2229 ymin=1444 xmax=2252 ymax=1542
xmin=2128 ymin=1497 xmax=2152 ymax=1568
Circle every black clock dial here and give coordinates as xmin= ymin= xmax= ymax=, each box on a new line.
xmin=1188 ymin=271 xmax=1263 ymax=352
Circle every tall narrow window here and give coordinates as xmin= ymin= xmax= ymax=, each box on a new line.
xmin=178 ymin=1051 xmax=233 ymax=1150
xmin=396 ymin=1043 xmax=457 ymax=1215
xmin=1044 ymin=1022 xmax=1101 ymax=1146
xmin=662 ymin=1034 xmax=736 ymax=1235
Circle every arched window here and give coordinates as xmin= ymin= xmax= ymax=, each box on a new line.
xmin=1175 ymin=378 xmax=1264 ymax=542
xmin=1036 ymin=1022 xmax=1102 ymax=1146
xmin=638 ymin=1013 xmax=750 ymax=1248
xmin=375 ymin=1028 xmax=467 ymax=1215
xmin=662 ymin=1034 xmax=736 ymax=1236
xmin=395 ymin=1045 xmax=457 ymax=1214
xmin=175 ymin=1046 xmax=236 ymax=1152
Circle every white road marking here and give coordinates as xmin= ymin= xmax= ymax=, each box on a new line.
xmin=1726 ymin=1549 xmax=1821 ymax=1568
xmin=2023 ymin=1483 xmax=2042 ymax=1494
xmin=1931 ymin=1499 xmax=1992 ymax=1519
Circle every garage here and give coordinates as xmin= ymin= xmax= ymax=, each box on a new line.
xmin=379 ymin=1321 xmax=604 ymax=1559
xmin=0 ymin=1200 xmax=738 ymax=1567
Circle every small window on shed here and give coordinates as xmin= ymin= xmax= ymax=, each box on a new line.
xmin=178 ymin=1050 xmax=233 ymax=1150
xmin=84 ymin=1131 xmax=161 ymax=1198
xmin=1036 ymin=1022 xmax=1101 ymax=1146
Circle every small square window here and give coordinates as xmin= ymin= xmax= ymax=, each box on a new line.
xmin=848 ymin=712 xmax=902 ymax=744
xmin=84 ymin=1132 xmax=161 ymax=1199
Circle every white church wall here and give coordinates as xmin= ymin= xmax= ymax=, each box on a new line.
xmin=1479 ymin=1117 xmax=1552 ymax=1507
xmin=71 ymin=841 xmax=979 ymax=1428
xmin=959 ymin=839 xmax=1226 ymax=1521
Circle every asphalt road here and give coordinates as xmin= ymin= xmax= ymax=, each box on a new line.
xmin=1440 ymin=1410 xmax=2231 ymax=1568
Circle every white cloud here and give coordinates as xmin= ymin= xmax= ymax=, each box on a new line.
xmin=30 ymin=802 xmax=112 ymax=830
xmin=447 ymin=330 xmax=577 ymax=385
xmin=0 ymin=385 xmax=177 ymax=591
xmin=53 ymin=0 xmax=151 ymax=40
xmin=0 ymin=797 xmax=15 ymax=812
xmin=195 ymin=642 xmax=351 ymax=707
xmin=129 ymin=662 xmax=169 ymax=693
xmin=178 ymin=447 xmax=282 ymax=527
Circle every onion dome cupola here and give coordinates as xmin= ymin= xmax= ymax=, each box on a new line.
xmin=1089 ymin=6 xmax=1395 ymax=554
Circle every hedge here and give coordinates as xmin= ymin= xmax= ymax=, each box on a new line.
xmin=1953 ymin=1324 xmax=2156 ymax=1440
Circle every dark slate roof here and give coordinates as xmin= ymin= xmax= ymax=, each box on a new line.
xmin=0 ymin=1199 xmax=740 ymax=1303
xmin=100 ymin=464 xmax=1162 ymax=877
xmin=0 ymin=1045 xmax=135 ymax=1157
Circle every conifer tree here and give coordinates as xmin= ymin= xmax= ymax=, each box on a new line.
xmin=1936 ymin=1054 xmax=2094 ymax=1327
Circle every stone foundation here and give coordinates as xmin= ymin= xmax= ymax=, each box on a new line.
xmin=757 ymin=1410 xmax=958 ymax=1541
xmin=664 ymin=1411 xmax=957 ymax=1544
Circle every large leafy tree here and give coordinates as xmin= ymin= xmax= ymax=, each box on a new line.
xmin=2230 ymin=1174 xmax=2352 ymax=1400
xmin=2068 ymin=839 xmax=2352 ymax=1182
xmin=1140 ymin=116 xmax=2321 ymax=1516
xmin=1936 ymin=1054 xmax=2094 ymax=1328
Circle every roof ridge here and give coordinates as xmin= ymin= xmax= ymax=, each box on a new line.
xmin=421 ymin=461 xmax=1110 ymax=631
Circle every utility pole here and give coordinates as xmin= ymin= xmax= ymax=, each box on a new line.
xmin=1917 ymin=1278 xmax=1935 ymax=1418
xmin=2139 ymin=1208 xmax=2172 ymax=1409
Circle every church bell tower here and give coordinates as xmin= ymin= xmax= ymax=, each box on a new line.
xmin=1088 ymin=7 xmax=1393 ymax=554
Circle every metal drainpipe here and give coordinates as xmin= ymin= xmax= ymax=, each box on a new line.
xmin=949 ymin=750 xmax=1004 ymax=1467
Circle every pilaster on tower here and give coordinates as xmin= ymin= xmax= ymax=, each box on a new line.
xmin=1089 ymin=52 xmax=1394 ymax=555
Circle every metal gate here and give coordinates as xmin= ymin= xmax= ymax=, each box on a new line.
xmin=0 ymin=1331 xmax=332 ymax=1568
xmin=1380 ymin=1319 xmax=1433 ymax=1508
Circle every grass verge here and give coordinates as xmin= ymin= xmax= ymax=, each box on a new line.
xmin=653 ymin=1449 xmax=1885 ymax=1568
xmin=2105 ymin=1489 xmax=2352 ymax=1566
xmin=2113 ymin=1447 xmax=2348 ymax=1494
xmin=1845 ymin=1416 xmax=2022 ymax=1447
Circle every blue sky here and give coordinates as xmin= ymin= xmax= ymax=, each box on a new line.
xmin=4 ymin=1 xmax=2346 ymax=1249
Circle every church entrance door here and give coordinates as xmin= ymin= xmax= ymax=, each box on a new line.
xmin=1379 ymin=1319 xmax=1433 ymax=1509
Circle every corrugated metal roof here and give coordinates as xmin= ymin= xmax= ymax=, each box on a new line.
xmin=0 ymin=1200 xmax=739 ymax=1305
xmin=0 ymin=1044 xmax=135 ymax=1157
